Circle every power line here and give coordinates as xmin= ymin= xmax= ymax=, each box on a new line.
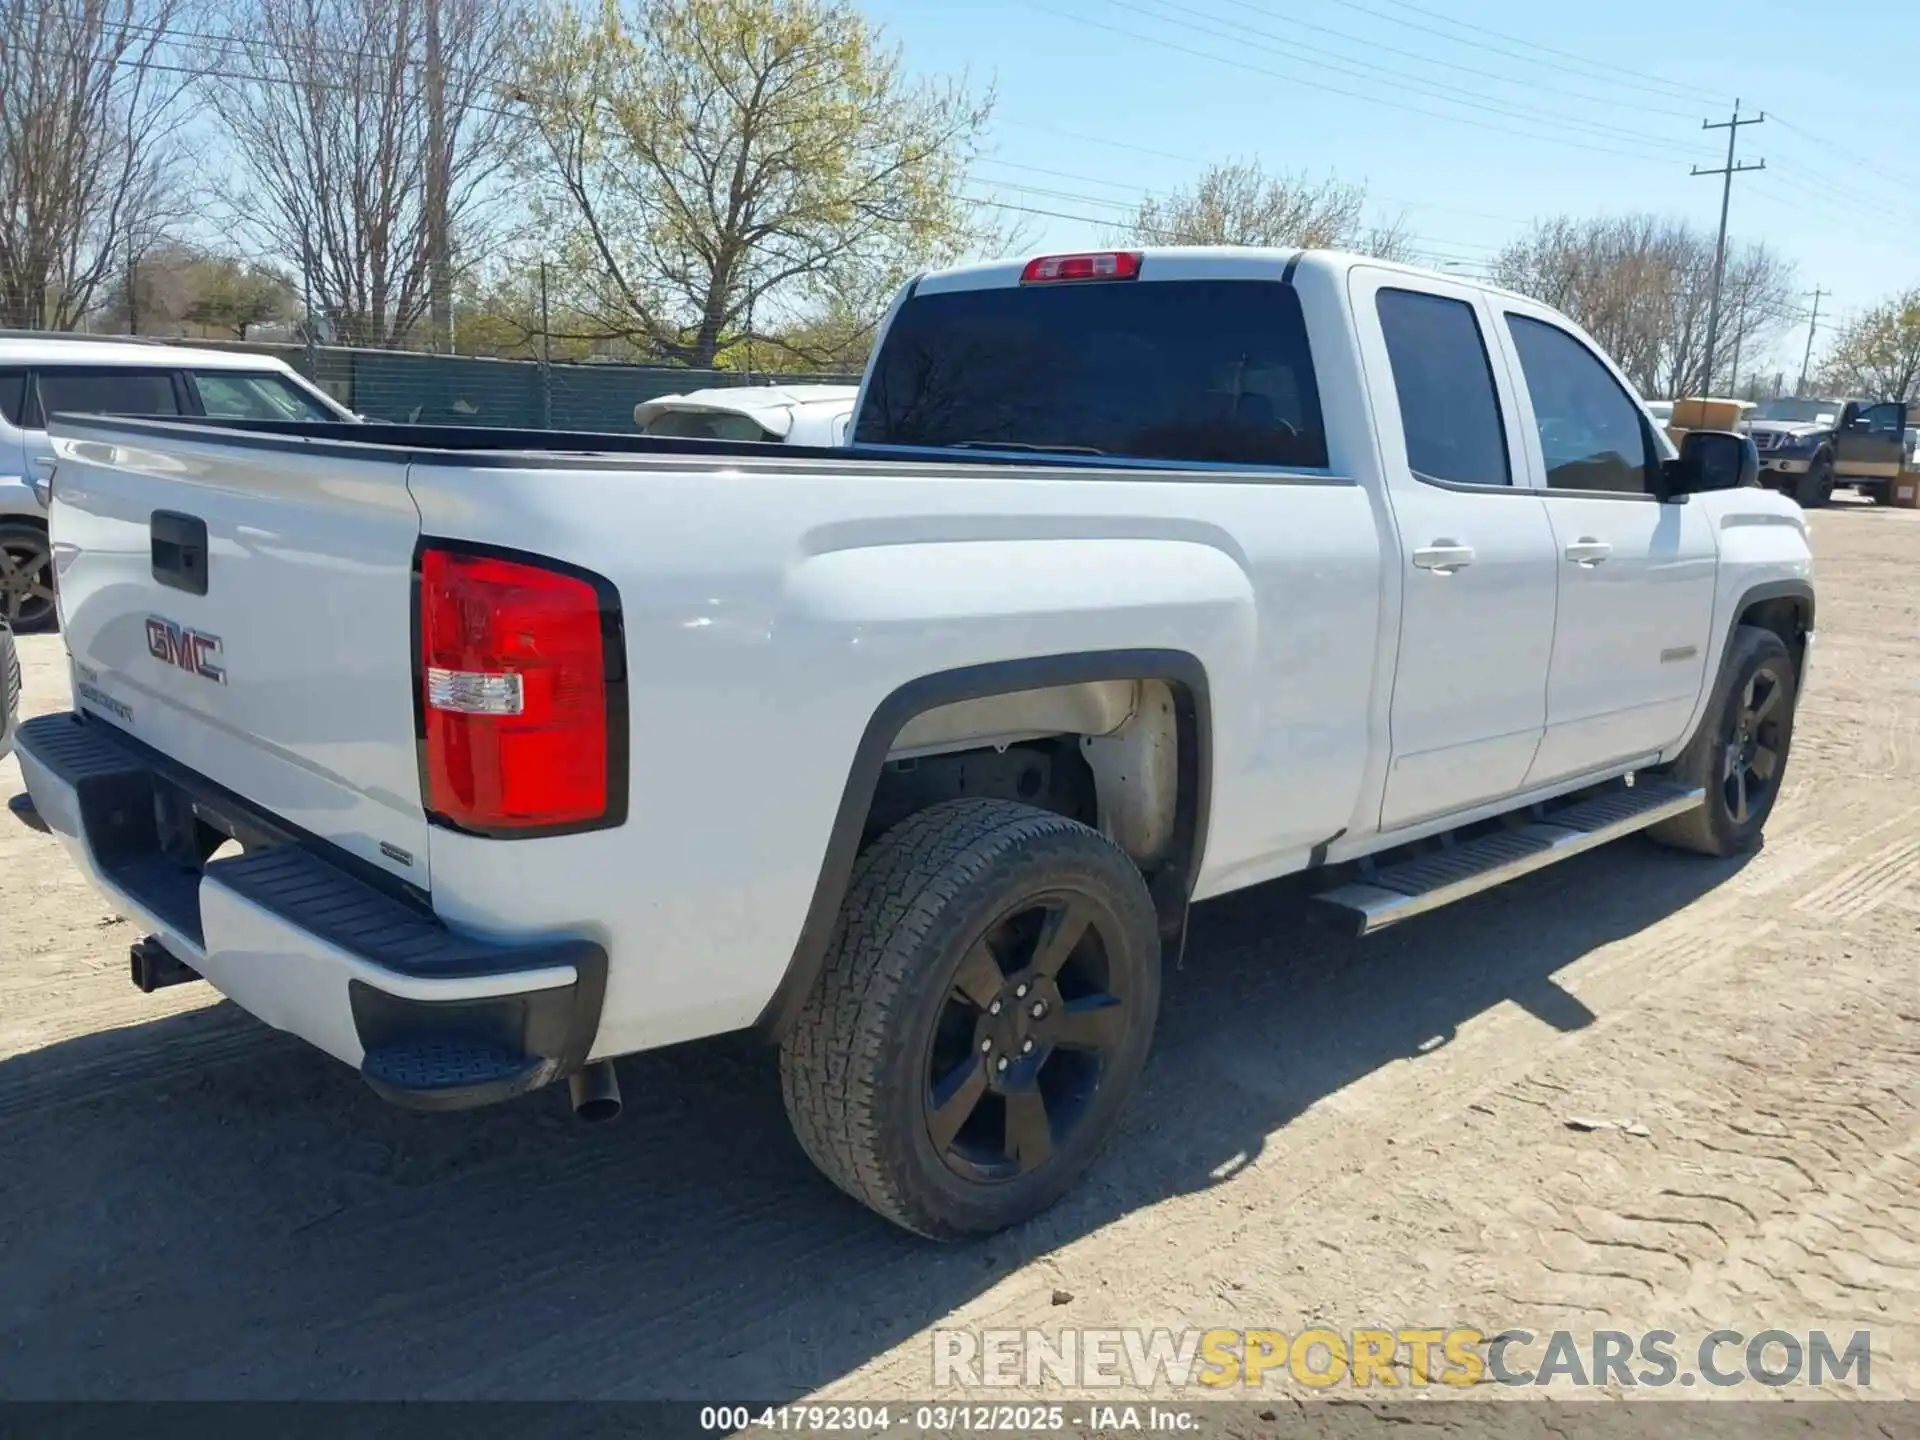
xmin=1111 ymin=0 xmax=1701 ymax=151
xmin=1334 ymin=0 xmax=1707 ymax=105
xmin=1692 ymin=100 xmax=1766 ymax=394
xmin=1206 ymin=0 xmax=1701 ymax=121
xmin=1025 ymin=0 xmax=1709 ymax=164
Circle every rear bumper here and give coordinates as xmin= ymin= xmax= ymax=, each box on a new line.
xmin=14 ymin=711 xmax=607 ymax=1112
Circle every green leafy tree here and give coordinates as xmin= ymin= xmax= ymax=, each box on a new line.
xmin=182 ymin=258 xmax=296 ymax=338
xmin=1818 ymin=288 xmax=1920 ymax=403
xmin=514 ymin=0 xmax=994 ymax=368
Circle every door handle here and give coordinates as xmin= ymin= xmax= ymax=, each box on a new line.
xmin=1564 ymin=538 xmax=1612 ymax=567
xmin=1412 ymin=542 xmax=1475 ymax=573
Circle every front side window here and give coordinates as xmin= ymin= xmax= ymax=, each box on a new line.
xmin=856 ymin=278 xmax=1329 ymax=469
xmin=1506 ymin=315 xmax=1653 ymax=495
xmin=192 ymin=371 xmax=335 ymax=422
xmin=32 ymin=368 xmax=182 ymax=427
xmin=1376 ymin=288 xmax=1511 ymax=487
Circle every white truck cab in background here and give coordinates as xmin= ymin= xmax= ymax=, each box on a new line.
xmin=15 ymin=248 xmax=1812 ymax=1239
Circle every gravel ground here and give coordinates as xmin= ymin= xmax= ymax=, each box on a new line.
xmin=0 ymin=500 xmax=1914 ymax=1407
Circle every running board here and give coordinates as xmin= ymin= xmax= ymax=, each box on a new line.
xmin=1315 ymin=781 xmax=1706 ymax=936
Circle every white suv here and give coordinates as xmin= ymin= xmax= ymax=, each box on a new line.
xmin=0 ymin=337 xmax=349 ymax=630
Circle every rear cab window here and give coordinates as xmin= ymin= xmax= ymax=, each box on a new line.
xmin=855 ymin=275 xmax=1328 ymax=469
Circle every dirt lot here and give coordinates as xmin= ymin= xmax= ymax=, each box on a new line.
xmin=0 ymin=501 xmax=1915 ymax=1406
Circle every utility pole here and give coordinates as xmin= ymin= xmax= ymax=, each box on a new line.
xmin=424 ymin=0 xmax=452 ymax=354
xmin=1797 ymin=287 xmax=1826 ymax=396
xmin=1692 ymin=99 xmax=1765 ymax=395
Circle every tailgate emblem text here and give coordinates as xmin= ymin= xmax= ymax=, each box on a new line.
xmin=145 ymin=616 xmax=226 ymax=685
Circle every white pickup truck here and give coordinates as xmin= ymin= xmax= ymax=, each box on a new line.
xmin=14 ymin=248 xmax=1813 ymax=1239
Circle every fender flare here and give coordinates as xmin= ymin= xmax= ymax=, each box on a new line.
xmin=756 ymin=649 xmax=1214 ymax=1040
xmin=1728 ymin=577 xmax=1816 ymax=694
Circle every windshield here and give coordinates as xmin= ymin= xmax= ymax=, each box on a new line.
xmin=855 ymin=278 xmax=1329 ymax=468
xmin=1752 ymin=398 xmax=1838 ymax=425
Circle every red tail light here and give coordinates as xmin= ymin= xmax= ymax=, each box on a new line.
xmin=1020 ymin=251 xmax=1143 ymax=284
xmin=417 ymin=544 xmax=625 ymax=835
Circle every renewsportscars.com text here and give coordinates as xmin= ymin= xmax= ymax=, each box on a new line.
xmin=932 ymin=1327 xmax=1873 ymax=1390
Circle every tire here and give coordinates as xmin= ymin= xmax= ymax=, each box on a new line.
xmin=779 ymin=798 xmax=1162 ymax=1240
xmin=0 ymin=520 xmax=56 ymax=632
xmin=1648 ymin=625 xmax=1798 ymax=857
xmin=1792 ymin=457 xmax=1834 ymax=509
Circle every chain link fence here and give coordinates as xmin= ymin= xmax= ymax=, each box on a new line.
xmin=258 ymin=342 xmax=857 ymax=431
xmin=24 ymin=332 xmax=858 ymax=432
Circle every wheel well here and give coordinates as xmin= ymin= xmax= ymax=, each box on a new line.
xmin=1738 ymin=594 xmax=1810 ymax=677
xmin=756 ymin=653 xmax=1213 ymax=1039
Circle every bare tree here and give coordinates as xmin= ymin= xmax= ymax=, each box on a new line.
xmin=204 ymin=0 xmax=523 ymax=347
xmin=1492 ymin=213 xmax=1797 ymax=398
xmin=514 ymin=0 xmax=995 ymax=368
xmin=0 ymin=0 xmax=199 ymax=329
xmin=1119 ymin=161 xmax=1414 ymax=261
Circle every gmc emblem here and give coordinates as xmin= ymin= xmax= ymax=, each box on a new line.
xmin=145 ymin=616 xmax=226 ymax=685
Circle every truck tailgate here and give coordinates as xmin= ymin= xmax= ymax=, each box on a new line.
xmin=49 ymin=420 xmax=430 ymax=886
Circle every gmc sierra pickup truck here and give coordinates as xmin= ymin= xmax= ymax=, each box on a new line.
xmin=13 ymin=248 xmax=1814 ymax=1239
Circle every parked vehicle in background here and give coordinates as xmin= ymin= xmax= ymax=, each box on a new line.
xmin=0 ymin=337 xmax=352 ymax=631
xmin=634 ymin=384 xmax=857 ymax=446
xmin=1744 ymin=395 xmax=1911 ymax=507
xmin=14 ymin=248 xmax=1812 ymax=1240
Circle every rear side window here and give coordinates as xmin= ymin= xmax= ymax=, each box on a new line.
xmin=856 ymin=278 xmax=1328 ymax=469
xmin=641 ymin=410 xmax=775 ymax=442
xmin=1376 ymin=289 xmax=1511 ymax=487
xmin=0 ymin=370 xmax=24 ymax=426
xmin=192 ymin=371 xmax=335 ymax=421
xmin=1506 ymin=315 xmax=1653 ymax=495
xmin=33 ymin=368 xmax=182 ymax=426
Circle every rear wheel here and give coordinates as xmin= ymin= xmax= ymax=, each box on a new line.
xmin=1793 ymin=457 xmax=1834 ymax=509
xmin=1648 ymin=625 xmax=1797 ymax=857
xmin=779 ymin=798 xmax=1162 ymax=1239
xmin=0 ymin=521 xmax=55 ymax=632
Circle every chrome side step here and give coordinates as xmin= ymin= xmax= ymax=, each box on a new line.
xmin=1314 ymin=780 xmax=1706 ymax=936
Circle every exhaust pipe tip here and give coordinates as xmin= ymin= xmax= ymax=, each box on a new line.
xmin=130 ymin=937 xmax=201 ymax=994
xmin=567 ymin=1059 xmax=621 ymax=1122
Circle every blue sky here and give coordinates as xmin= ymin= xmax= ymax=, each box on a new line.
xmin=863 ymin=0 xmax=1919 ymax=381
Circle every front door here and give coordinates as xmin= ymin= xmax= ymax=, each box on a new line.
xmin=1351 ymin=269 xmax=1560 ymax=831
xmin=1836 ymin=401 xmax=1908 ymax=481
xmin=1496 ymin=309 xmax=1719 ymax=785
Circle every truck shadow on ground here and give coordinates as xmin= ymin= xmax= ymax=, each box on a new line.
xmin=0 ymin=838 xmax=1750 ymax=1400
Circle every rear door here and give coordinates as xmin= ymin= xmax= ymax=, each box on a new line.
xmin=1836 ymin=401 xmax=1908 ymax=479
xmin=1494 ymin=307 xmax=1718 ymax=785
xmin=1350 ymin=268 xmax=1560 ymax=830
xmin=50 ymin=419 xmax=431 ymax=885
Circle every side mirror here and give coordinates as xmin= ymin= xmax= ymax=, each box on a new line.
xmin=1663 ymin=429 xmax=1757 ymax=500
